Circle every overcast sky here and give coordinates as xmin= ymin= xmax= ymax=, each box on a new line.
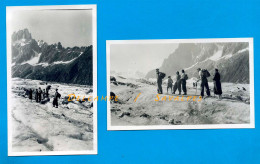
xmin=110 ymin=43 xmax=179 ymax=74
xmin=9 ymin=9 xmax=92 ymax=47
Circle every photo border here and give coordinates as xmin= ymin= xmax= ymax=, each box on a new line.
xmin=6 ymin=4 xmax=98 ymax=156
xmin=106 ymin=38 xmax=255 ymax=131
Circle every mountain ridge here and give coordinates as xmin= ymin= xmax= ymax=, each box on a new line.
xmin=145 ymin=42 xmax=249 ymax=83
xmin=11 ymin=29 xmax=93 ymax=85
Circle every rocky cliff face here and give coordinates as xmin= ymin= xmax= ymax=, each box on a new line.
xmin=12 ymin=29 xmax=40 ymax=64
xmin=12 ymin=28 xmax=32 ymax=41
xmin=145 ymin=42 xmax=249 ymax=83
xmin=11 ymin=29 xmax=93 ymax=85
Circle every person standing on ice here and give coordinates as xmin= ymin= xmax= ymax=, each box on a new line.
xmin=156 ymin=68 xmax=165 ymax=94
xmin=197 ymin=68 xmax=211 ymax=97
xmin=38 ymin=87 xmax=42 ymax=102
xmin=173 ymin=71 xmax=181 ymax=95
xmin=28 ymin=88 xmax=33 ymax=101
xmin=46 ymin=84 xmax=51 ymax=98
xmin=42 ymin=89 xmax=46 ymax=99
xmin=53 ymin=89 xmax=61 ymax=108
xmin=35 ymin=89 xmax=39 ymax=102
xmin=213 ymin=68 xmax=222 ymax=99
xmin=180 ymin=69 xmax=188 ymax=95
xmin=167 ymin=76 xmax=173 ymax=93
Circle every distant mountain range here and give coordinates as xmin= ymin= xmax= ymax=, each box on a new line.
xmin=111 ymin=70 xmax=145 ymax=79
xmin=145 ymin=42 xmax=250 ymax=83
xmin=11 ymin=29 xmax=93 ymax=85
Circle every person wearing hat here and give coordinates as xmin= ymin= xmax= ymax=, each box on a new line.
xmin=167 ymin=76 xmax=173 ymax=94
xmin=156 ymin=68 xmax=163 ymax=94
xmin=173 ymin=71 xmax=181 ymax=95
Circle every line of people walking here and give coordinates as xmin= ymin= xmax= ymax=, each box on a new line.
xmin=28 ymin=87 xmax=49 ymax=102
xmin=156 ymin=68 xmax=222 ymax=98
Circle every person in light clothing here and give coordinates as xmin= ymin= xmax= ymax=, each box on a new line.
xmin=173 ymin=71 xmax=181 ymax=95
xmin=167 ymin=76 xmax=173 ymax=94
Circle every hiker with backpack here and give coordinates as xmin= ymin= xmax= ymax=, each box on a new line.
xmin=213 ymin=68 xmax=222 ymax=99
xmin=167 ymin=76 xmax=173 ymax=93
xmin=197 ymin=68 xmax=211 ymax=97
xmin=156 ymin=68 xmax=165 ymax=94
xmin=180 ymin=69 xmax=188 ymax=95
xmin=173 ymin=71 xmax=181 ymax=95
xmin=53 ymin=89 xmax=61 ymax=108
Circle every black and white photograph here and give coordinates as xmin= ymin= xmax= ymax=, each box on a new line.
xmin=7 ymin=5 xmax=97 ymax=156
xmin=107 ymin=39 xmax=254 ymax=130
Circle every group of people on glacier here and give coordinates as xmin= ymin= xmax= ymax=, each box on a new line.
xmin=25 ymin=84 xmax=61 ymax=108
xmin=156 ymin=68 xmax=222 ymax=99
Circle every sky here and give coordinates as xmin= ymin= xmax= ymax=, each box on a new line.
xmin=110 ymin=43 xmax=179 ymax=74
xmin=8 ymin=9 xmax=92 ymax=47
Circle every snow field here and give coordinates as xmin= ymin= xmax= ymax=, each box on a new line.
xmin=11 ymin=78 xmax=94 ymax=152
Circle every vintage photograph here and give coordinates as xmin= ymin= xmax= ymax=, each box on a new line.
xmin=107 ymin=39 xmax=254 ymax=130
xmin=7 ymin=5 xmax=97 ymax=155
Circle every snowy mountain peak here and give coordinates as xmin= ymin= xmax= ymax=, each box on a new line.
xmin=11 ymin=29 xmax=93 ymax=85
xmin=12 ymin=28 xmax=32 ymax=42
xmin=146 ymin=42 xmax=249 ymax=83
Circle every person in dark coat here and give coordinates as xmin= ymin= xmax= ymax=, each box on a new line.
xmin=53 ymin=89 xmax=61 ymax=108
xmin=180 ymin=69 xmax=188 ymax=95
xmin=25 ymin=89 xmax=29 ymax=97
xmin=46 ymin=85 xmax=51 ymax=98
xmin=197 ymin=68 xmax=211 ymax=97
xmin=35 ymin=89 xmax=39 ymax=102
xmin=173 ymin=71 xmax=181 ymax=95
xmin=28 ymin=89 xmax=33 ymax=100
xmin=38 ymin=87 xmax=42 ymax=102
xmin=42 ymin=89 xmax=46 ymax=99
xmin=213 ymin=68 xmax=222 ymax=99
xmin=156 ymin=69 xmax=163 ymax=94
